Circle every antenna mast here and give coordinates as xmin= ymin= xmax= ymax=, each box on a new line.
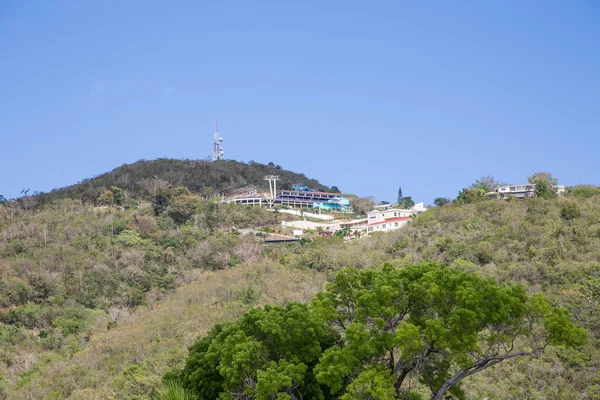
xmin=212 ymin=122 xmax=224 ymax=161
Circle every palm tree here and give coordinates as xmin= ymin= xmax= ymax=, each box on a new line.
xmin=153 ymin=381 xmax=193 ymax=400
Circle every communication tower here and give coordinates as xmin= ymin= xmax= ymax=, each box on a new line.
xmin=212 ymin=122 xmax=224 ymax=161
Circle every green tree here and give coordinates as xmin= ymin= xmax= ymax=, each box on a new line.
xmin=468 ymin=175 xmax=502 ymax=193
xmin=398 ymin=196 xmax=415 ymax=209
xmin=560 ymin=202 xmax=581 ymax=221
xmin=176 ymin=263 xmax=586 ymax=400
xmin=456 ymin=188 xmax=487 ymax=204
xmin=312 ymin=263 xmax=586 ymax=399
xmin=96 ymin=189 xmax=116 ymax=206
xmin=152 ymin=187 xmax=172 ymax=215
xmin=397 ymin=187 xmax=403 ymax=205
xmin=528 ymin=172 xmax=558 ymax=200
xmin=334 ymin=227 xmax=351 ymax=238
xmin=168 ymin=195 xmax=200 ymax=225
xmin=433 ymin=197 xmax=452 ymax=207
xmin=178 ymin=303 xmax=339 ymax=400
xmin=569 ymin=185 xmax=600 ymax=198
xmin=533 ymin=179 xmax=555 ymax=199
xmin=110 ymin=186 xmax=125 ymax=205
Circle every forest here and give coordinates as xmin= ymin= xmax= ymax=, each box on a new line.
xmin=0 ymin=161 xmax=598 ymax=399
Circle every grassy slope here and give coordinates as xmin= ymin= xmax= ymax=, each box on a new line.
xmin=10 ymin=264 xmax=325 ymax=399
xmin=3 ymin=188 xmax=600 ymax=399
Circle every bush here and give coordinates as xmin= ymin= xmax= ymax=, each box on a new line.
xmin=561 ymin=203 xmax=581 ymax=221
xmin=570 ymin=185 xmax=600 ymax=198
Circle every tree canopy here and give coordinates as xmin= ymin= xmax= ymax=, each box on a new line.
xmin=468 ymin=175 xmax=503 ymax=193
xmin=433 ymin=197 xmax=451 ymax=207
xmin=176 ymin=263 xmax=586 ymax=400
xmin=34 ymin=159 xmax=333 ymax=206
xmin=456 ymin=188 xmax=487 ymax=204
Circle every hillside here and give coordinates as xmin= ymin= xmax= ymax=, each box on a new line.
xmin=34 ymin=159 xmax=336 ymax=205
xmin=1 ymin=168 xmax=599 ymax=399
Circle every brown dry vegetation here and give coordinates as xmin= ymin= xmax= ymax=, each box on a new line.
xmin=9 ymin=263 xmax=325 ymax=400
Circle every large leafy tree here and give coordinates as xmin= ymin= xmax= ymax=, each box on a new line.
xmin=312 ymin=264 xmax=586 ymax=399
xmin=528 ymin=172 xmax=558 ymax=199
xmin=398 ymin=196 xmax=415 ymax=209
xmin=178 ymin=303 xmax=339 ymax=400
xmin=456 ymin=188 xmax=487 ymax=204
xmin=176 ymin=263 xmax=585 ymax=400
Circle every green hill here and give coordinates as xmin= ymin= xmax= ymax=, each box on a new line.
xmin=35 ymin=159 xmax=336 ymax=205
xmin=0 ymin=166 xmax=599 ymax=399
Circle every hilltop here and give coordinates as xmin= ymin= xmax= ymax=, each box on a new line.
xmin=34 ymin=159 xmax=336 ymax=205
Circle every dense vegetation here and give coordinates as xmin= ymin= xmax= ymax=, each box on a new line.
xmin=31 ymin=159 xmax=335 ymax=206
xmin=175 ymin=263 xmax=585 ymax=399
xmin=1 ymin=163 xmax=599 ymax=399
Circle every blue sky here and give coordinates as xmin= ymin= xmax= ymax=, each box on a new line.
xmin=1 ymin=1 xmax=599 ymax=203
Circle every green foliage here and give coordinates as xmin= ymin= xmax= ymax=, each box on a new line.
xmin=468 ymin=175 xmax=502 ymax=192
xmin=96 ymin=189 xmax=116 ymax=206
xmin=433 ymin=197 xmax=451 ymax=207
xmin=456 ymin=188 xmax=487 ymax=204
xmin=36 ymin=159 xmax=332 ymax=205
xmin=528 ymin=172 xmax=558 ymax=199
xmin=152 ymin=187 xmax=172 ymax=215
xmin=177 ymin=263 xmax=585 ymax=399
xmin=560 ymin=202 xmax=581 ymax=221
xmin=153 ymin=380 xmax=193 ymax=400
xmin=398 ymin=196 xmax=415 ymax=209
xmin=168 ymin=195 xmax=200 ymax=225
xmin=2 ymin=164 xmax=600 ymax=400
xmin=534 ymin=179 xmax=555 ymax=199
xmin=178 ymin=303 xmax=339 ymax=399
xmin=340 ymin=366 xmax=397 ymax=400
xmin=570 ymin=185 xmax=600 ymax=198
xmin=397 ymin=187 xmax=415 ymax=209
xmin=96 ymin=186 xmax=125 ymax=206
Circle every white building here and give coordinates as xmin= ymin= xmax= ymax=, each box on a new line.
xmin=367 ymin=208 xmax=414 ymax=224
xmin=492 ymin=184 xmax=567 ymax=199
xmin=411 ymin=202 xmax=428 ymax=212
xmin=282 ymin=218 xmax=368 ymax=234
xmin=367 ymin=217 xmax=411 ymax=234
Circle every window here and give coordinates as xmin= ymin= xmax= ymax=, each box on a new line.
xmin=382 ymin=224 xmax=386 ymax=228
xmin=395 ymin=222 xmax=398 ymax=227
xmin=394 ymin=212 xmax=397 ymax=217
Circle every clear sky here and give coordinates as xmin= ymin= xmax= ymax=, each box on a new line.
xmin=1 ymin=1 xmax=599 ymax=203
